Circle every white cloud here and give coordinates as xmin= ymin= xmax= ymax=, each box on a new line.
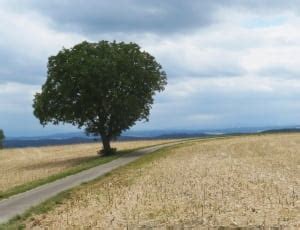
xmin=0 ymin=4 xmax=86 ymax=84
xmin=0 ymin=82 xmax=38 ymax=113
xmin=187 ymin=114 xmax=219 ymax=122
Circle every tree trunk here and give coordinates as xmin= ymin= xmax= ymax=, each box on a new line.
xmin=100 ymin=134 xmax=111 ymax=155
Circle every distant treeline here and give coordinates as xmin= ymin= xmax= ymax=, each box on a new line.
xmin=260 ymin=128 xmax=300 ymax=134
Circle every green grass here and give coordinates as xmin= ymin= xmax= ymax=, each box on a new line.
xmin=0 ymin=140 xmax=196 ymax=230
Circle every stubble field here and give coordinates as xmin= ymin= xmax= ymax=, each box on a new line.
xmin=0 ymin=139 xmax=179 ymax=194
xmin=24 ymin=134 xmax=300 ymax=229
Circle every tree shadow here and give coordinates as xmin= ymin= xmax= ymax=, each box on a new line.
xmin=20 ymin=148 xmax=139 ymax=171
xmin=21 ymin=155 xmax=99 ymax=171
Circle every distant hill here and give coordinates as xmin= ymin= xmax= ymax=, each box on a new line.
xmin=4 ymin=125 xmax=300 ymax=148
xmin=3 ymin=133 xmax=209 ymax=148
xmin=260 ymin=128 xmax=300 ymax=134
xmin=4 ymin=137 xmax=98 ymax=148
xmin=156 ymin=132 xmax=209 ymax=139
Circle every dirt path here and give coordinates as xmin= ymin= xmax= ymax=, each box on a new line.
xmin=0 ymin=142 xmax=182 ymax=224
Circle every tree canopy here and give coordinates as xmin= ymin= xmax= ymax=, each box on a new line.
xmin=33 ymin=41 xmax=167 ymax=154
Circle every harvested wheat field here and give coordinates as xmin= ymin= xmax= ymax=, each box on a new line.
xmin=24 ymin=134 xmax=300 ymax=229
xmin=0 ymin=139 xmax=179 ymax=193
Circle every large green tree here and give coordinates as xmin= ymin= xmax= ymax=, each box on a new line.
xmin=33 ymin=41 xmax=167 ymax=155
xmin=0 ymin=129 xmax=4 ymax=149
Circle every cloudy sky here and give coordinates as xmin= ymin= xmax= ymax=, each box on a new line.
xmin=1 ymin=0 xmax=300 ymax=137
